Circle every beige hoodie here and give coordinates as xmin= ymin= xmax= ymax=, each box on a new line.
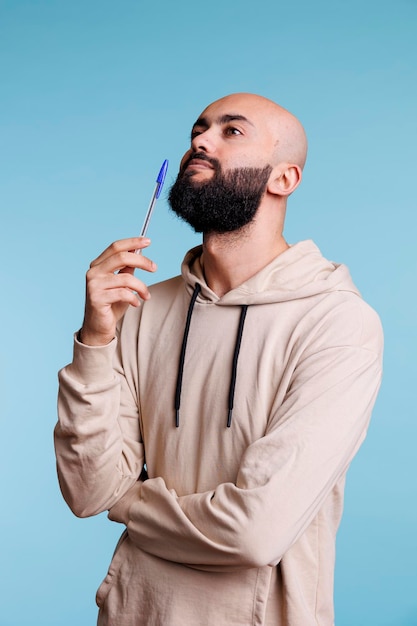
xmin=55 ymin=240 xmax=383 ymax=626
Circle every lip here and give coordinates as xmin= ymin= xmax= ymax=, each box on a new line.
xmin=185 ymin=158 xmax=213 ymax=171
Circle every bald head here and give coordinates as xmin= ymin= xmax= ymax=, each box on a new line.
xmin=172 ymin=92 xmax=306 ymax=239
xmin=200 ymin=93 xmax=308 ymax=170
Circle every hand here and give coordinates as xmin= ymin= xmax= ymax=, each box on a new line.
xmin=79 ymin=237 xmax=157 ymax=346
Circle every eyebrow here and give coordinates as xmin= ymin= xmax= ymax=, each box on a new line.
xmin=192 ymin=113 xmax=255 ymax=130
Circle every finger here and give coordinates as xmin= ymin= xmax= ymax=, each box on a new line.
xmin=117 ymin=251 xmax=157 ymax=276
xmin=89 ymin=287 xmax=145 ymax=309
xmin=90 ymin=237 xmax=152 ymax=267
xmin=87 ymin=272 xmax=152 ymax=302
xmin=88 ymin=249 xmax=157 ymax=277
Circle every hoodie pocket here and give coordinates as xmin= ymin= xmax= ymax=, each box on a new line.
xmin=96 ymin=529 xmax=128 ymax=609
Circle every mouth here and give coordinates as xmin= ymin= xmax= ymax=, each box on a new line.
xmin=186 ymin=158 xmax=213 ymax=172
xmin=182 ymin=153 xmax=217 ymax=175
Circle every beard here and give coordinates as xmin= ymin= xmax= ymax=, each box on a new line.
xmin=168 ymin=154 xmax=272 ymax=234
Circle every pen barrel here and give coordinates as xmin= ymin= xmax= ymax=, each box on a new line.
xmin=140 ymin=184 xmax=159 ymax=238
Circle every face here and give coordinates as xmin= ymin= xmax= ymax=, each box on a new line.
xmin=168 ymin=95 xmax=278 ymax=234
xmin=179 ymin=94 xmax=279 ymax=179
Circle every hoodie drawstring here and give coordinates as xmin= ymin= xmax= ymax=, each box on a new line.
xmin=174 ymin=284 xmax=249 ymax=428
xmin=175 ymin=284 xmax=201 ymax=427
xmin=227 ymin=305 xmax=248 ymax=427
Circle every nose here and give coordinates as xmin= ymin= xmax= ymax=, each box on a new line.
xmin=191 ymin=128 xmax=216 ymax=154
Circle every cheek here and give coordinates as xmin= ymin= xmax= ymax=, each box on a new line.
xmin=179 ymin=150 xmax=192 ymax=172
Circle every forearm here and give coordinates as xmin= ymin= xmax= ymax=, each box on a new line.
xmin=54 ymin=335 xmax=144 ymax=517
xmin=108 ymin=344 xmax=382 ymax=571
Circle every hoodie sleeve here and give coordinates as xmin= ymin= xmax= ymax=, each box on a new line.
xmin=108 ymin=303 xmax=383 ymax=571
xmin=54 ymin=331 xmax=144 ymax=517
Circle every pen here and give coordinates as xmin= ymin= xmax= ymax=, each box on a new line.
xmin=136 ymin=159 xmax=169 ymax=253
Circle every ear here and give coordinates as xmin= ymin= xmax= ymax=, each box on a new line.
xmin=267 ymin=163 xmax=302 ymax=197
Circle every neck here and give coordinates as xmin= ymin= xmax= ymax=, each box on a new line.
xmin=201 ymin=212 xmax=289 ymax=297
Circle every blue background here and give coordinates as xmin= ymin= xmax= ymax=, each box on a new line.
xmin=1 ymin=0 xmax=416 ymax=624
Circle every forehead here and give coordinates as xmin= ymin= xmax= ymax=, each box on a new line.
xmin=192 ymin=112 xmax=256 ymax=129
xmin=194 ymin=96 xmax=271 ymax=130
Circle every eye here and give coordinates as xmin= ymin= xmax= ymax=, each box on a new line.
xmin=190 ymin=127 xmax=204 ymax=140
xmin=224 ymin=126 xmax=242 ymax=136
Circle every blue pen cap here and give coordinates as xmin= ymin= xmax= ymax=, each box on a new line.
xmin=156 ymin=159 xmax=169 ymax=198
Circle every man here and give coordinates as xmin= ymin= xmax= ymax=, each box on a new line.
xmin=54 ymin=93 xmax=383 ymax=625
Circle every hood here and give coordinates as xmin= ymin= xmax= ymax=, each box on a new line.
xmin=181 ymin=240 xmax=360 ymax=306
xmin=175 ymin=239 xmax=360 ymax=428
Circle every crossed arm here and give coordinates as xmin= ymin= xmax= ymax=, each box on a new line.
xmin=54 ymin=237 xmax=383 ymax=571
xmin=55 ymin=321 xmax=382 ymax=570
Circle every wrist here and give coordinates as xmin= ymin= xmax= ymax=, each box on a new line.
xmin=108 ymin=482 xmax=143 ymax=525
xmin=77 ymin=327 xmax=115 ymax=346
